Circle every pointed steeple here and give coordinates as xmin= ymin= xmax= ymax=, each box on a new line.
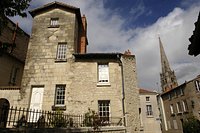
xmin=159 ymin=37 xmax=178 ymax=92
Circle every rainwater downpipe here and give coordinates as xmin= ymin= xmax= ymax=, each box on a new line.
xmin=118 ymin=54 xmax=126 ymax=128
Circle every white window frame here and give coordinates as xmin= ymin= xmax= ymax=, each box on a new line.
xmin=146 ymin=105 xmax=153 ymax=116
xmin=176 ymin=102 xmax=182 ymax=113
xmin=195 ymin=80 xmax=200 ymax=91
xmin=56 ymin=43 xmax=67 ymax=60
xmin=55 ymin=85 xmax=66 ymax=106
xmin=98 ymin=100 xmax=110 ymax=123
xmin=50 ymin=18 xmax=59 ymax=26
xmin=173 ymin=120 xmax=178 ymax=129
xmin=170 ymin=104 xmax=174 ymax=114
xmin=182 ymin=100 xmax=188 ymax=112
xmin=98 ymin=63 xmax=109 ymax=83
xmin=180 ymin=88 xmax=184 ymax=96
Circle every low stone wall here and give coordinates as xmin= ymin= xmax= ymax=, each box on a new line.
xmin=0 ymin=126 xmax=126 ymax=133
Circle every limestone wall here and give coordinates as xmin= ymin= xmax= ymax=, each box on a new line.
xmin=121 ymin=55 xmax=140 ymax=133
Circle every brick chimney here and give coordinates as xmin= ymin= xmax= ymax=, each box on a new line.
xmin=79 ymin=15 xmax=88 ymax=53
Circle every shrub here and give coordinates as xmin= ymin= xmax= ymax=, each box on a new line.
xmin=183 ymin=117 xmax=200 ymax=133
xmin=83 ymin=108 xmax=101 ymax=131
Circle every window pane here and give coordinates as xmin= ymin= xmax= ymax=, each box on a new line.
xmin=50 ymin=18 xmax=59 ymax=26
xmin=98 ymin=64 xmax=109 ymax=83
xmin=55 ymin=85 xmax=65 ymax=105
xmin=98 ymin=100 xmax=110 ymax=122
xmin=57 ymin=44 xmax=67 ymax=60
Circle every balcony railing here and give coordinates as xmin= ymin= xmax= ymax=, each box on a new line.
xmin=0 ymin=106 xmax=123 ymax=128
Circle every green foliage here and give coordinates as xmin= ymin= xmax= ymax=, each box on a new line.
xmin=183 ymin=117 xmax=200 ymax=133
xmin=15 ymin=115 xmax=27 ymax=128
xmin=49 ymin=110 xmax=73 ymax=128
xmin=83 ymin=108 xmax=101 ymax=131
xmin=0 ymin=0 xmax=31 ymax=18
xmin=0 ymin=0 xmax=31 ymax=55
xmin=50 ymin=111 xmax=73 ymax=128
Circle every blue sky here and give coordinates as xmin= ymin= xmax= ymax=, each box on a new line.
xmin=10 ymin=0 xmax=200 ymax=91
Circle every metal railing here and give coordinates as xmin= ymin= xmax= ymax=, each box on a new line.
xmin=0 ymin=106 xmax=123 ymax=128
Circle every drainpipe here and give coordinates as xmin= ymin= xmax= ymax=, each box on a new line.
xmin=117 ymin=54 xmax=126 ymax=128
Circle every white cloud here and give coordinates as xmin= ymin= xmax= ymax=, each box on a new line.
xmin=9 ymin=0 xmax=200 ymax=91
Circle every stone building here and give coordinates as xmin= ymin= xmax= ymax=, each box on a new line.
xmin=160 ymin=75 xmax=200 ymax=133
xmin=0 ymin=2 xmax=140 ymax=132
xmin=139 ymin=89 xmax=162 ymax=133
xmin=0 ymin=17 xmax=29 ymax=111
xmin=0 ymin=17 xmax=29 ymax=87
xmin=159 ymin=37 xmax=178 ymax=92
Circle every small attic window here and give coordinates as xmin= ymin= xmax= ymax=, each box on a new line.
xmin=50 ymin=18 xmax=59 ymax=27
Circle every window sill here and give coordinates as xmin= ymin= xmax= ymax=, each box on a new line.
xmin=171 ymin=113 xmax=175 ymax=116
xmin=48 ymin=25 xmax=60 ymax=28
xmin=52 ymin=105 xmax=66 ymax=111
xmin=55 ymin=59 xmax=67 ymax=63
xmin=97 ymin=83 xmax=111 ymax=87
xmin=177 ymin=112 xmax=183 ymax=115
xmin=146 ymin=115 xmax=154 ymax=118
xmin=183 ymin=111 xmax=189 ymax=114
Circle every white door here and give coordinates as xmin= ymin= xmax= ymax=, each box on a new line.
xmin=29 ymin=87 xmax=44 ymax=122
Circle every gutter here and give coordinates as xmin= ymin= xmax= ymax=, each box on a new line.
xmin=117 ymin=54 xmax=126 ymax=128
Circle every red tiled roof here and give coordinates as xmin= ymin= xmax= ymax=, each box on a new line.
xmin=139 ymin=88 xmax=157 ymax=94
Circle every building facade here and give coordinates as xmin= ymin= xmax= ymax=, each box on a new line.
xmin=139 ymin=89 xmax=162 ymax=133
xmin=0 ymin=17 xmax=29 ymax=87
xmin=0 ymin=17 xmax=29 ymax=112
xmin=0 ymin=2 xmax=140 ymax=132
xmin=160 ymin=75 xmax=200 ymax=133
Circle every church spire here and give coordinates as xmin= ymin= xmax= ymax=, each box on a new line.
xmin=159 ymin=37 xmax=178 ymax=92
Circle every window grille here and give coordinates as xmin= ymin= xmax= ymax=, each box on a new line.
xmin=146 ymin=105 xmax=153 ymax=116
xmin=55 ymin=85 xmax=65 ymax=106
xmin=56 ymin=43 xmax=67 ymax=60
xmin=98 ymin=100 xmax=110 ymax=122
xmin=50 ymin=18 xmax=59 ymax=26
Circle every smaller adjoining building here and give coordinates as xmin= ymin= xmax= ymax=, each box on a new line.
xmin=159 ymin=75 xmax=200 ymax=133
xmin=139 ymin=88 xmax=162 ymax=133
xmin=0 ymin=17 xmax=30 ymax=87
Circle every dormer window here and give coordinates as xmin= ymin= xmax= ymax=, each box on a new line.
xmin=50 ymin=18 xmax=59 ymax=27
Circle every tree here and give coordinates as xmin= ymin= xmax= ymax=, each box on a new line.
xmin=188 ymin=11 xmax=200 ymax=56
xmin=183 ymin=117 xmax=200 ymax=133
xmin=0 ymin=0 xmax=31 ymax=55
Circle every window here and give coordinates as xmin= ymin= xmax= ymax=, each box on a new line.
xmin=168 ymin=121 xmax=171 ymax=129
xmin=98 ymin=64 xmax=109 ymax=83
xmin=9 ymin=66 xmax=19 ymax=85
xmin=180 ymin=88 xmax=184 ymax=95
xmin=173 ymin=120 xmax=178 ymax=129
xmin=168 ymin=94 xmax=171 ymax=100
xmin=146 ymin=96 xmax=150 ymax=102
xmin=195 ymin=80 xmax=200 ymax=91
xmin=182 ymin=100 xmax=188 ymax=112
xmin=98 ymin=100 xmax=110 ymax=122
xmin=146 ymin=105 xmax=153 ymax=116
xmin=50 ymin=18 xmax=59 ymax=27
xmin=56 ymin=43 xmax=67 ymax=60
xmin=55 ymin=85 xmax=65 ymax=106
xmin=170 ymin=104 xmax=174 ymax=115
xmin=176 ymin=102 xmax=182 ymax=113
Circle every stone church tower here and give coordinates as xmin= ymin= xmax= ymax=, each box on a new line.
xmin=159 ymin=37 xmax=178 ymax=92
